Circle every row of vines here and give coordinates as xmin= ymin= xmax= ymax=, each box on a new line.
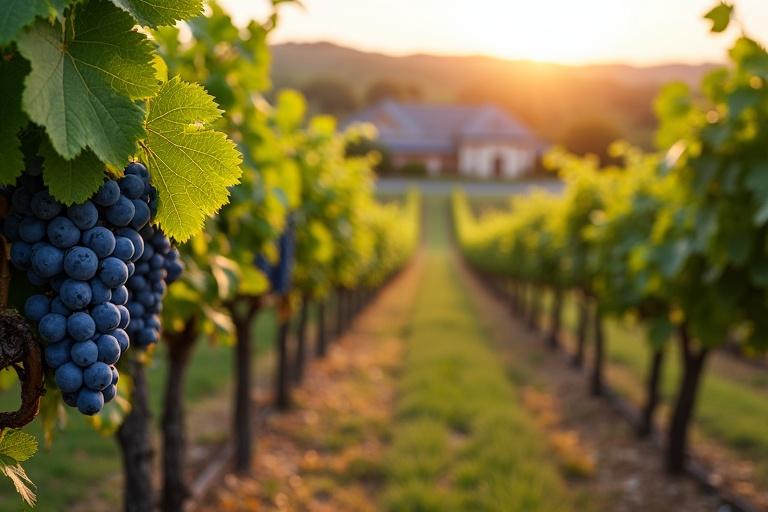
xmin=0 ymin=1 xmax=420 ymax=510
xmin=453 ymin=0 xmax=766 ymax=482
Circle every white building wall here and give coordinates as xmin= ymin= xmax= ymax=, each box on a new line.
xmin=458 ymin=143 xmax=535 ymax=179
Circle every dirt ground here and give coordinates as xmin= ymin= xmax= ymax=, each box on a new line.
xmin=197 ymin=256 xmax=424 ymax=511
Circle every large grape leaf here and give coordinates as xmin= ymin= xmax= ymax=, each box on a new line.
xmin=0 ymin=0 xmax=70 ymax=46
xmin=0 ymin=53 xmax=30 ymax=184
xmin=16 ymin=0 xmax=157 ymax=166
xmin=109 ymin=0 xmax=203 ymax=28
xmin=41 ymin=142 xmax=105 ymax=205
xmin=140 ymin=78 xmax=242 ymax=241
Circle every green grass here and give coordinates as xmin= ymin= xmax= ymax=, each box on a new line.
xmin=555 ymin=292 xmax=768 ymax=482
xmin=0 ymin=307 xmax=281 ymax=512
xmin=381 ymin=198 xmax=573 ymax=512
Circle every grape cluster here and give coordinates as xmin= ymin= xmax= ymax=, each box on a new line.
xmin=254 ymin=217 xmax=295 ymax=295
xmin=4 ymin=163 xmax=154 ymax=415
xmin=124 ymin=187 xmax=183 ymax=348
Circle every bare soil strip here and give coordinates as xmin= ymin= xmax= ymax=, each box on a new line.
xmin=199 ymin=256 xmax=424 ymax=511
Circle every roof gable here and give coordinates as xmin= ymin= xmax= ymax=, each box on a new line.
xmin=347 ymin=101 xmax=538 ymax=154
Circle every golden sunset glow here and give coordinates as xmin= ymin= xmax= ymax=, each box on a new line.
xmin=221 ymin=0 xmax=768 ymax=65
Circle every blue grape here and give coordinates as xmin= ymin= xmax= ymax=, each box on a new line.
xmin=119 ymin=175 xmax=145 ymax=200
xmin=60 ymin=279 xmax=92 ymax=310
xmin=55 ymin=362 xmax=83 ymax=393
xmin=111 ymin=285 xmax=128 ymax=305
xmin=30 ymin=191 xmax=62 ymax=220
xmin=47 ymin=217 xmax=80 ymax=249
xmin=116 ymin=228 xmax=144 ymax=262
xmin=82 ymin=227 xmax=115 ymax=258
xmin=62 ymin=393 xmax=78 ymax=407
xmin=127 ymin=301 xmax=145 ymax=319
xmin=99 ymin=257 xmax=128 ymax=287
xmin=136 ymin=328 xmax=158 ymax=346
xmin=64 ymin=246 xmax=99 ymax=280
xmin=50 ymin=297 xmax=71 ymax=316
xmin=38 ymin=313 xmax=67 ymax=342
xmin=70 ymin=340 xmax=98 ymax=366
xmin=126 ymin=261 xmax=135 ymax=278
xmin=4 ymin=213 xmax=22 ymax=241
xmin=44 ymin=339 xmax=72 ymax=369
xmin=10 ymin=241 xmax=33 ymax=269
xmin=102 ymin=384 xmax=117 ymax=403
xmin=67 ymin=312 xmax=96 ymax=341
xmin=93 ymin=180 xmax=120 ymax=207
xmin=30 ymin=244 xmax=64 ymax=278
xmin=104 ymin=196 xmax=135 ymax=227
xmin=24 ymin=294 xmax=50 ymax=322
xmin=19 ymin=217 xmax=45 ymax=243
xmin=113 ymin=237 xmax=135 ymax=261
xmin=116 ymin=305 xmax=130 ymax=329
xmin=83 ymin=362 xmax=112 ymax=391
xmin=89 ymin=278 xmax=112 ymax=305
xmin=92 ymin=303 xmax=120 ymax=332
xmin=125 ymin=162 xmax=149 ymax=179
xmin=127 ymin=275 xmax=148 ymax=291
xmin=76 ymin=388 xmax=104 ymax=415
xmin=130 ymin=199 xmax=150 ymax=229
xmin=95 ymin=334 xmax=120 ymax=365
xmin=67 ymin=201 xmax=98 ymax=230
xmin=11 ymin=187 xmax=33 ymax=214
xmin=113 ymin=329 xmax=130 ymax=352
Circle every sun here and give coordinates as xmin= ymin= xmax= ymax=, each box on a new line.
xmin=451 ymin=0 xmax=631 ymax=64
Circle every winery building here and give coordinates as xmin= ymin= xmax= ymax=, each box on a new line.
xmin=348 ymin=101 xmax=542 ymax=179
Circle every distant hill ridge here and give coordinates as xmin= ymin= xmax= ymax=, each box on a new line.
xmin=270 ymin=41 xmax=719 ymax=148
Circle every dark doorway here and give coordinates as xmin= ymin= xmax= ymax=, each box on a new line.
xmin=493 ymin=154 xmax=504 ymax=178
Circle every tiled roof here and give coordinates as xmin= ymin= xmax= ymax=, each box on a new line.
xmin=347 ymin=101 xmax=538 ymax=154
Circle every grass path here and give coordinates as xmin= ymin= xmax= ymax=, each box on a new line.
xmin=381 ymin=198 xmax=573 ymax=511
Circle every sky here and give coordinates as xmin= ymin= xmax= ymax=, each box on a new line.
xmin=217 ymin=0 xmax=768 ymax=66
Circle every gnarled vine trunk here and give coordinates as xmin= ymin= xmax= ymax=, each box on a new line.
xmin=116 ymin=360 xmax=155 ymax=512
xmin=590 ymin=305 xmax=604 ymax=396
xmin=293 ymin=296 xmax=309 ymax=383
xmin=666 ymin=325 xmax=708 ymax=474
xmin=275 ymin=295 xmax=292 ymax=410
xmin=573 ymin=294 xmax=589 ymax=368
xmin=638 ymin=348 xmax=664 ymax=438
xmin=315 ymin=301 xmax=327 ymax=358
xmin=547 ymin=287 xmax=563 ymax=350
xmin=161 ymin=320 xmax=197 ymax=512
xmin=233 ymin=298 xmax=261 ymax=474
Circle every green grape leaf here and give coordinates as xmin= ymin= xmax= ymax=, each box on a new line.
xmin=0 ymin=463 xmax=36 ymax=507
xmin=140 ymin=78 xmax=243 ymax=241
xmin=744 ymin=162 xmax=768 ymax=225
xmin=0 ymin=53 xmax=30 ymax=184
xmin=0 ymin=429 xmax=37 ymax=463
xmin=0 ymin=0 xmax=71 ymax=46
xmin=41 ymin=143 xmax=105 ymax=205
xmin=109 ymin=0 xmax=203 ymax=28
xmin=16 ymin=0 xmax=157 ymax=166
xmin=704 ymin=2 xmax=733 ymax=33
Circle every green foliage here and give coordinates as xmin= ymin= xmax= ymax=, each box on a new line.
xmin=704 ymin=2 xmax=733 ymax=33
xmin=0 ymin=429 xmax=38 ymax=506
xmin=0 ymin=54 xmax=29 ymax=183
xmin=141 ymin=78 xmax=243 ymax=242
xmin=16 ymin=0 xmax=156 ymax=165
xmin=109 ymin=0 xmax=203 ymax=27
xmin=3 ymin=0 xmax=242 ymax=240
